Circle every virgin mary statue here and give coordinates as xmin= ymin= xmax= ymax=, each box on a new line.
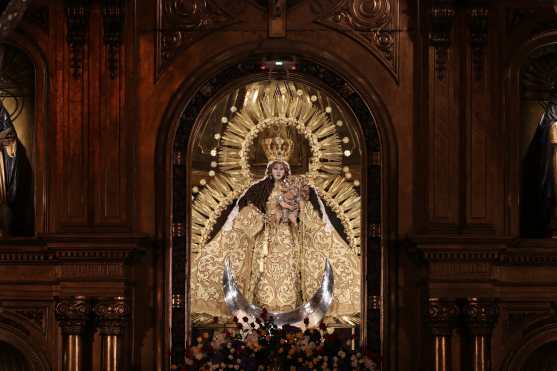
xmin=190 ymin=130 xmax=361 ymax=324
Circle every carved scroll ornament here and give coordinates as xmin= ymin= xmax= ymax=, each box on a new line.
xmin=463 ymin=298 xmax=499 ymax=336
xmin=313 ymin=0 xmax=399 ymax=81
xmin=93 ymin=297 xmax=130 ymax=335
xmin=157 ymin=0 xmax=244 ymax=77
xmin=55 ymin=296 xmax=92 ymax=335
xmin=427 ymin=298 xmax=460 ymax=336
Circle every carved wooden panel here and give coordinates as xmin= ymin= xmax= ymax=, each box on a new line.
xmin=90 ymin=4 xmax=130 ymax=228
xmin=463 ymin=7 xmax=495 ymax=233
xmin=156 ymin=0 xmax=245 ymax=77
xmin=54 ymin=0 xmax=90 ymax=230
xmin=312 ymin=0 xmax=399 ymax=81
xmin=426 ymin=41 xmax=459 ymax=231
xmin=53 ymin=1 xmax=130 ymax=231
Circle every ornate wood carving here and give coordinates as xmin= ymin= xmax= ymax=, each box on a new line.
xmin=468 ymin=7 xmax=488 ymax=81
xmin=428 ymin=0 xmax=455 ymax=81
xmin=102 ymin=0 xmax=124 ymax=79
xmin=156 ymin=0 xmax=244 ymax=77
xmin=463 ymin=298 xmax=498 ymax=336
xmin=55 ymin=296 xmax=92 ymax=335
xmin=13 ymin=308 xmax=46 ymax=335
xmin=427 ymin=298 xmax=460 ymax=336
xmin=312 ymin=0 xmax=400 ymax=81
xmin=65 ymin=0 xmax=90 ymax=79
xmin=521 ymin=45 xmax=557 ymax=101
xmin=93 ymin=297 xmax=129 ymax=335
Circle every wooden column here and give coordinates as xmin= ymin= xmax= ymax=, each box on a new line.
xmin=463 ymin=298 xmax=498 ymax=371
xmin=55 ymin=296 xmax=92 ymax=371
xmin=427 ymin=298 xmax=459 ymax=371
xmin=94 ymin=297 xmax=130 ymax=371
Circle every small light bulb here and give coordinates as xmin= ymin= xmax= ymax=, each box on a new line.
xmin=296 ymin=89 xmax=303 ymax=96
xmin=200 ymin=179 xmax=207 ymax=186
xmin=343 ymin=166 xmax=350 ymax=173
xmin=230 ymin=106 xmax=237 ymax=113
xmin=210 ymin=161 xmax=217 ymax=168
xmin=210 ymin=149 xmax=217 ymax=157
xmin=342 ymin=137 xmax=349 ymax=144
xmin=192 ymin=186 xmax=199 ymax=193
xmin=310 ymin=95 xmax=318 ymax=102
xmin=209 ymin=170 xmax=215 ymax=177
xmin=354 ymin=180 xmax=360 ymax=187
xmin=214 ymin=133 xmax=221 ymax=140
xmin=325 ymin=106 xmax=332 ymax=113
xmin=336 ymin=120 xmax=343 ymax=127
xmin=344 ymin=150 xmax=351 ymax=157
xmin=221 ymin=117 xmax=228 ymax=124
xmin=345 ymin=172 xmax=352 ymax=180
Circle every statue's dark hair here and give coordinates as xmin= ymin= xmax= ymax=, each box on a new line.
xmin=238 ymin=161 xmax=290 ymax=213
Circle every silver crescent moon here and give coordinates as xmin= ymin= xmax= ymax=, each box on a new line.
xmin=223 ymin=257 xmax=334 ymax=328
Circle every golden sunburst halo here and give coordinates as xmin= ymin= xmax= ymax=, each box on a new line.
xmin=191 ymin=81 xmax=361 ymax=253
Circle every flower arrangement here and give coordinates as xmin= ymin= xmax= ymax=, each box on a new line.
xmin=173 ymin=311 xmax=379 ymax=371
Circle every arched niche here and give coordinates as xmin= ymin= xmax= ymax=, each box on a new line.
xmin=518 ymin=42 xmax=557 ymax=238
xmin=0 ymin=320 xmax=51 ymax=371
xmin=0 ymin=341 xmax=32 ymax=370
xmin=505 ymin=31 xmax=557 ymax=237
xmin=0 ymin=34 xmax=49 ymax=238
xmin=157 ymin=53 xmax=397 ymax=369
xmin=501 ymin=324 xmax=557 ymax=371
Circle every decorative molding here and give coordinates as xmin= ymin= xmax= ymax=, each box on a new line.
xmin=93 ymin=297 xmax=129 ymax=335
xmin=468 ymin=6 xmax=488 ymax=81
xmin=156 ymin=0 xmax=244 ymax=77
xmin=102 ymin=0 xmax=125 ymax=79
xmin=61 ymin=262 xmax=124 ymax=279
xmin=427 ymin=298 xmax=460 ymax=336
xmin=420 ymin=244 xmax=557 ymax=267
xmin=428 ymin=0 xmax=455 ymax=80
xmin=55 ymin=296 xmax=92 ymax=335
xmin=312 ymin=0 xmax=400 ymax=81
xmin=463 ymin=298 xmax=499 ymax=336
xmin=65 ymin=0 xmax=90 ymax=79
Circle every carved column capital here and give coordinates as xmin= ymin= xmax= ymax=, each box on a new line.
xmin=55 ymin=296 xmax=92 ymax=335
xmin=427 ymin=298 xmax=460 ymax=336
xmin=463 ymin=298 xmax=499 ymax=336
xmin=93 ymin=297 xmax=130 ymax=335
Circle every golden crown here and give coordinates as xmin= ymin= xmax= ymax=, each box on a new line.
xmin=261 ymin=135 xmax=294 ymax=162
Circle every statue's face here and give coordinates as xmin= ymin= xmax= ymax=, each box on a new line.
xmin=271 ymin=162 xmax=286 ymax=180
